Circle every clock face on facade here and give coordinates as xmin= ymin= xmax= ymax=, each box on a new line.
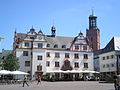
xmin=39 ymin=36 xmax=42 ymax=40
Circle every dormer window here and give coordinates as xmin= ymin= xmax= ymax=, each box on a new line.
xmin=47 ymin=44 xmax=50 ymax=48
xmin=30 ymin=37 xmax=34 ymax=39
xmin=62 ymin=45 xmax=66 ymax=49
xmin=54 ymin=44 xmax=58 ymax=48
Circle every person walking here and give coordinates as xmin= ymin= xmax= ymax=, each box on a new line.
xmin=23 ymin=76 xmax=29 ymax=87
xmin=37 ymin=75 xmax=41 ymax=85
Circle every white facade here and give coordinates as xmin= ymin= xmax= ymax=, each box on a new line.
xmin=94 ymin=37 xmax=120 ymax=80
xmin=99 ymin=51 xmax=116 ymax=72
xmin=14 ymin=27 xmax=94 ymax=80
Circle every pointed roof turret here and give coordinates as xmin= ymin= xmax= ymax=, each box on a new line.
xmin=51 ymin=25 xmax=56 ymax=37
xmin=30 ymin=26 xmax=35 ymax=32
xmin=38 ymin=29 xmax=44 ymax=35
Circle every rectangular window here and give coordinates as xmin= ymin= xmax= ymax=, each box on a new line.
xmin=25 ymin=61 xmax=30 ymax=67
xmin=55 ymin=52 xmax=60 ymax=58
xmin=37 ymin=55 xmax=42 ymax=60
xmin=46 ymin=52 xmax=50 ymax=57
xmin=103 ymin=57 xmax=105 ymax=60
xmin=24 ymin=42 xmax=29 ymax=47
xmin=111 ymin=55 xmax=114 ymax=59
xmin=84 ymin=54 xmax=88 ymax=59
xmin=46 ymin=61 xmax=50 ymax=67
xmin=74 ymin=62 xmax=79 ymax=68
xmin=38 ymin=43 xmax=43 ymax=48
xmin=65 ymin=53 xmax=69 ymax=58
xmin=106 ymin=64 xmax=109 ymax=67
xmin=30 ymin=37 xmax=34 ymax=39
xmin=111 ymin=63 xmax=115 ymax=67
xmin=55 ymin=62 xmax=60 ymax=67
xmin=103 ymin=64 xmax=105 ymax=68
xmin=83 ymin=46 xmax=87 ymax=50
xmin=23 ymin=51 xmax=28 ymax=56
xmin=107 ymin=56 xmax=109 ymax=59
xmin=75 ymin=45 xmax=79 ymax=50
xmin=37 ymin=65 xmax=42 ymax=71
xmin=84 ymin=63 xmax=88 ymax=68
xmin=74 ymin=53 xmax=79 ymax=59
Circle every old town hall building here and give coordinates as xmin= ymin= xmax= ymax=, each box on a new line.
xmin=13 ymin=12 xmax=100 ymax=80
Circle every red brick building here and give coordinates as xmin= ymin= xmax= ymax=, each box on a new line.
xmin=86 ymin=11 xmax=100 ymax=52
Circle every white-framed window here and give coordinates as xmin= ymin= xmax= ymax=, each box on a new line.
xmin=84 ymin=63 xmax=88 ymax=68
xmin=37 ymin=65 xmax=42 ymax=71
xmin=24 ymin=42 xmax=29 ymax=47
xmin=74 ymin=53 xmax=79 ymax=59
xmin=38 ymin=43 xmax=43 ymax=48
xmin=65 ymin=53 xmax=69 ymax=58
xmin=37 ymin=55 xmax=42 ymax=60
xmin=54 ymin=44 xmax=58 ymax=48
xmin=46 ymin=52 xmax=50 ymax=57
xmin=83 ymin=46 xmax=87 ymax=50
xmin=75 ymin=45 xmax=79 ymax=50
xmin=25 ymin=61 xmax=30 ymax=67
xmin=84 ymin=54 xmax=88 ymax=59
xmin=46 ymin=61 xmax=50 ymax=67
xmin=55 ymin=52 xmax=60 ymax=58
xmin=74 ymin=62 xmax=79 ymax=68
xmin=23 ymin=51 xmax=28 ymax=56
xmin=55 ymin=62 xmax=60 ymax=67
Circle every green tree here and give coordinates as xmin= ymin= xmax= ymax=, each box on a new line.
xmin=3 ymin=53 xmax=20 ymax=71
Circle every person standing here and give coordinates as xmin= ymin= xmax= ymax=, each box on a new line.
xmin=114 ymin=75 xmax=119 ymax=90
xmin=37 ymin=75 xmax=41 ymax=85
xmin=23 ymin=76 xmax=29 ymax=87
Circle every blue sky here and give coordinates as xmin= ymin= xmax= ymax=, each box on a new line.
xmin=0 ymin=0 xmax=120 ymax=51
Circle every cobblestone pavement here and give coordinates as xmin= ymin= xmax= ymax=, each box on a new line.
xmin=0 ymin=81 xmax=115 ymax=90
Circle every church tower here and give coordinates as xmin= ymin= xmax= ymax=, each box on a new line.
xmin=86 ymin=10 xmax=100 ymax=52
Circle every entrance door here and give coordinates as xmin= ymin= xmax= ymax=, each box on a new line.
xmin=63 ymin=73 xmax=72 ymax=80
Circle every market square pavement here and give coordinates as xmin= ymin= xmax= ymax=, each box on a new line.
xmin=0 ymin=81 xmax=115 ymax=90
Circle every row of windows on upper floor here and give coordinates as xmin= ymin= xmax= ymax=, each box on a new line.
xmin=74 ymin=45 xmax=88 ymax=50
xmin=23 ymin=51 xmax=89 ymax=59
xmin=102 ymin=63 xmax=116 ymax=68
xmin=102 ymin=55 xmax=115 ymax=60
xmin=25 ymin=61 xmax=88 ymax=69
xmin=102 ymin=55 xmax=120 ymax=60
xmin=24 ymin=42 xmax=66 ymax=49
xmin=24 ymin=42 xmax=89 ymax=51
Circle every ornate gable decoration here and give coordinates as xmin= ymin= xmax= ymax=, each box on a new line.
xmin=74 ymin=32 xmax=87 ymax=44
xmin=34 ymin=29 xmax=46 ymax=42
xmin=27 ymin=27 xmax=37 ymax=35
xmin=24 ymin=27 xmax=37 ymax=40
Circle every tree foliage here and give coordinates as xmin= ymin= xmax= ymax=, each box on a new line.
xmin=3 ymin=53 xmax=20 ymax=71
